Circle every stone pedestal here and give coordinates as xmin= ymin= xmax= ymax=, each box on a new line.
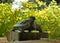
xmin=6 ymin=30 xmax=48 ymax=41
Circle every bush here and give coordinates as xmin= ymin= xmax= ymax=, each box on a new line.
xmin=0 ymin=1 xmax=60 ymax=39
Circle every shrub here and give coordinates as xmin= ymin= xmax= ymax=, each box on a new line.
xmin=0 ymin=1 xmax=60 ymax=39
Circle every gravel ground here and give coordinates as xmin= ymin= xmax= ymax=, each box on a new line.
xmin=0 ymin=37 xmax=60 ymax=43
xmin=0 ymin=37 xmax=8 ymax=43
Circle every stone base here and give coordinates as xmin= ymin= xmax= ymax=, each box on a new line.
xmin=6 ymin=30 xmax=48 ymax=41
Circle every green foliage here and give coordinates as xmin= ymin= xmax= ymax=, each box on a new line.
xmin=0 ymin=1 xmax=60 ymax=39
